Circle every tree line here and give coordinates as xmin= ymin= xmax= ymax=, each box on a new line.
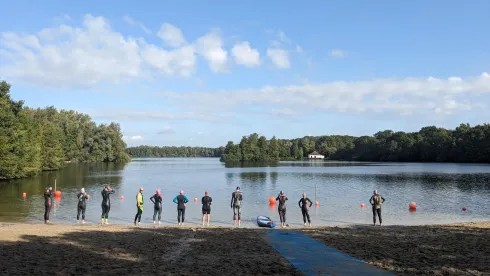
xmin=126 ymin=145 xmax=224 ymax=158
xmin=0 ymin=81 xmax=131 ymax=180
xmin=220 ymin=124 xmax=490 ymax=163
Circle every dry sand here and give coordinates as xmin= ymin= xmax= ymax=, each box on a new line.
xmin=303 ymin=221 xmax=490 ymax=276
xmin=1 ymin=221 xmax=489 ymax=276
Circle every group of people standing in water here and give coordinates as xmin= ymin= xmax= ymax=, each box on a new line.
xmin=43 ymin=185 xmax=386 ymax=227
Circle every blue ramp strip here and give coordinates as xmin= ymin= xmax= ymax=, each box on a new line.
xmin=265 ymin=230 xmax=393 ymax=276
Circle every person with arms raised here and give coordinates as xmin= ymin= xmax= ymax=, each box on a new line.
xmin=101 ymin=186 xmax=115 ymax=224
xmin=276 ymin=190 xmax=288 ymax=227
xmin=77 ymin=188 xmax=89 ymax=224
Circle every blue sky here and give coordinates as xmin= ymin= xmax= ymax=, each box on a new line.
xmin=1 ymin=0 xmax=489 ymax=147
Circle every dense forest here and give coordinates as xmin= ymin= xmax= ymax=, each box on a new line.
xmin=220 ymin=124 xmax=490 ymax=163
xmin=0 ymin=81 xmax=131 ymax=180
xmin=126 ymin=146 xmax=224 ymax=158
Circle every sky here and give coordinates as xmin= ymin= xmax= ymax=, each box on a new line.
xmin=1 ymin=0 xmax=489 ymax=147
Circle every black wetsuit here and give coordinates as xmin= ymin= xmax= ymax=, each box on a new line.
xmin=150 ymin=193 xmax=163 ymax=222
xmin=276 ymin=195 xmax=288 ymax=224
xmin=369 ymin=194 xmax=386 ymax=225
xmin=231 ymin=191 xmax=243 ymax=221
xmin=101 ymin=189 xmax=115 ymax=220
xmin=77 ymin=193 xmax=89 ymax=220
xmin=173 ymin=195 xmax=189 ymax=223
xmin=201 ymin=196 xmax=212 ymax=215
xmin=298 ymin=197 xmax=313 ymax=224
xmin=44 ymin=190 xmax=53 ymax=221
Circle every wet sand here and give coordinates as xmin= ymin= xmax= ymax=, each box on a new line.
xmin=303 ymin=221 xmax=490 ymax=276
xmin=1 ymin=222 xmax=489 ymax=275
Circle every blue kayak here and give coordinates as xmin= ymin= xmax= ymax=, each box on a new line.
xmin=257 ymin=216 xmax=276 ymax=228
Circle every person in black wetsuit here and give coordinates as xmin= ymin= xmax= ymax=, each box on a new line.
xmin=201 ymin=191 xmax=212 ymax=226
xmin=101 ymin=186 xmax=115 ymax=224
xmin=230 ymin=186 xmax=243 ymax=227
xmin=276 ymin=191 xmax=288 ymax=227
xmin=150 ymin=189 xmax=163 ymax=226
xmin=77 ymin=188 xmax=89 ymax=224
xmin=173 ymin=190 xmax=189 ymax=225
xmin=44 ymin=187 xmax=53 ymax=224
xmin=298 ymin=192 xmax=313 ymax=227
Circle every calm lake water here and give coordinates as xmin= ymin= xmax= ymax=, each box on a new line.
xmin=1 ymin=158 xmax=489 ymax=227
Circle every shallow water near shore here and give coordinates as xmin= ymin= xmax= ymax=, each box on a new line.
xmin=0 ymin=158 xmax=489 ymax=227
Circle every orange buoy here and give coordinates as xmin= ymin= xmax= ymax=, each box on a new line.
xmin=269 ymin=196 xmax=276 ymax=204
xmin=462 ymin=207 xmax=467 ymax=212
xmin=54 ymin=191 xmax=62 ymax=197
xmin=22 ymin=192 xmax=27 ymax=198
xmin=120 ymin=195 xmax=124 ymax=200
xmin=194 ymin=197 xmax=198 ymax=202
xmin=315 ymin=201 xmax=319 ymax=207
xmin=269 ymin=202 xmax=275 ymax=209
xmin=361 ymin=203 xmax=365 ymax=208
xmin=409 ymin=208 xmax=416 ymax=213
xmin=409 ymin=202 xmax=416 ymax=210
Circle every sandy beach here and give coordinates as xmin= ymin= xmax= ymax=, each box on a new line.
xmin=0 ymin=221 xmax=489 ymax=275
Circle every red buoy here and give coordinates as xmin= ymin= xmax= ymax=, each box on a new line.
xmin=120 ymin=196 xmax=124 ymax=200
xmin=315 ymin=201 xmax=319 ymax=207
xmin=361 ymin=203 xmax=365 ymax=208
xmin=194 ymin=197 xmax=198 ymax=202
xmin=269 ymin=197 xmax=276 ymax=204
xmin=22 ymin=192 xmax=27 ymax=198
xmin=409 ymin=202 xmax=416 ymax=210
xmin=54 ymin=191 xmax=62 ymax=197
xmin=462 ymin=207 xmax=467 ymax=212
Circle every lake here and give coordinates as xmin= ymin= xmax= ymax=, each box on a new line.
xmin=1 ymin=158 xmax=489 ymax=227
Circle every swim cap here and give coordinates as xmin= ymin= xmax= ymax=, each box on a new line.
xmin=180 ymin=190 xmax=184 ymax=195
xmin=81 ymin=188 xmax=85 ymax=194
xmin=280 ymin=190 xmax=284 ymax=195
xmin=236 ymin=186 xmax=240 ymax=191
xmin=156 ymin=189 xmax=161 ymax=195
xmin=373 ymin=189 xmax=378 ymax=195
xmin=140 ymin=187 xmax=144 ymax=191
xmin=302 ymin=192 xmax=306 ymax=197
xmin=205 ymin=191 xmax=208 ymax=195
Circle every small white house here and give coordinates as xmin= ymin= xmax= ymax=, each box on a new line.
xmin=308 ymin=151 xmax=325 ymax=159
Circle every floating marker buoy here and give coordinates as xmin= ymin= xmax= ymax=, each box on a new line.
xmin=315 ymin=201 xmax=319 ymax=207
xmin=462 ymin=207 xmax=467 ymax=212
xmin=194 ymin=197 xmax=198 ymax=202
xmin=22 ymin=192 xmax=26 ymax=198
xmin=409 ymin=208 xmax=416 ymax=213
xmin=409 ymin=202 xmax=416 ymax=210
xmin=120 ymin=196 xmax=124 ymax=200
xmin=269 ymin=197 xmax=276 ymax=204
xmin=54 ymin=191 xmax=62 ymax=197
xmin=361 ymin=203 xmax=365 ymax=208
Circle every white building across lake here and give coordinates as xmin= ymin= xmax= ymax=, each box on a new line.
xmin=308 ymin=151 xmax=325 ymax=159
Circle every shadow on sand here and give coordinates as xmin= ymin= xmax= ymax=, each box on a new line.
xmin=302 ymin=223 xmax=490 ymax=275
xmin=0 ymin=226 xmax=302 ymax=276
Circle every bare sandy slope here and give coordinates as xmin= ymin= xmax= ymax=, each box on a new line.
xmin=302 ymin=221 xmax=490 ymax=276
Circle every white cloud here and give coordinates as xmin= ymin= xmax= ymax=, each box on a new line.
xmin=157 ymin=23 xmax=186 ymax=48
xmin=231 ymin=41 xmax=260 ymax=67
xmin=296 ymin=45 xmax=303 ymax=53
xmin=196 ymin=30 xmax=229 ymax=73
xmin=0 ymin=14 xmax=245 ymax=88
xmin=123 ymin=135 xmax=144 ymax=141
xmin=267 ymin=48 xmax=290 ymax=69
xmin=329 ymin=49 xmax=348 ymax=58
xmin=123 ymin=15 xmax=152 ymax=34
xmin=158 ymin=72 xmax=490 ymax=118
xmin=89 ymin=108 xmax=221 ymax=122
